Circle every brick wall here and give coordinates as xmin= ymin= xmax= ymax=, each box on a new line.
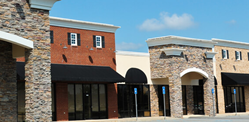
xmin=107 ymin=83 xmax=118 ymax=119
xmin=214 ymin=46 xmax=249 ymax=114
xmin=55 ymin=83 xmax=68 ymax=121
xmin=50 ymin=26 xmax=116 ymax=70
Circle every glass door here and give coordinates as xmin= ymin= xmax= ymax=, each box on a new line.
xmin=182 ymin=86 xmax=187 ymax=115
xmin=68 ymin=84 xmax=107 ymax=120
xmin=193 ymin=86 xmax=204 ymax=114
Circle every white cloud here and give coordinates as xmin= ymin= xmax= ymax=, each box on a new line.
xmin=116 ymin=42 xmax=144 ymax=51
xmin=227 ymin=20 xmax=236 ymax=24
xmin=139 ymin=12 xmax=196 ymax=31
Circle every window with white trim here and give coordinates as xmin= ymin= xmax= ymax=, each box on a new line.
xmin=235 ymin=51 xmax=241 ymax=60
xmin=222 ymin=49 xmax=228 ymax=59
xmin=96 ymin=36 xmax=102 ymax=48
xmin=71 ymin=33 xmax=77 ymax=46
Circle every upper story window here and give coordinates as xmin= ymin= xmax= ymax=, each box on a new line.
xmin=235 ymin=51 xmax=242 ymax=60
xmin=248 ymin=52 xmax=249 ymax=61
xmin=96 ymin=36 xmax=102 ymax=48
xmin=50 ymin=31 xmax=54 ymax=44
xmin=222 ymin=49 xmax=229 ymax=59
xmin=93 ymin=35 xmax=105 ymax=48
xmin=71 ymin=33 xmax=77 ymax=46
xmin=68 ymin=33 xmax=81 ymax=46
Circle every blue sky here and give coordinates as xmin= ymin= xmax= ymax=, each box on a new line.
xmin=50 ymin=0 xmax=249 ymax=53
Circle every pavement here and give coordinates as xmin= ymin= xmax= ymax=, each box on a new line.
xmin=58 ymin=113 xmax=249 ymax=122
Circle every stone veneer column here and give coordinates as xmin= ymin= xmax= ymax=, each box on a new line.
xmin=0 ymin=41 xmax=17 ymax=121
xmin=186 ymin=86 xmax=194 ymax=115
xmin=169 ymin=75 xmax=183 ymax=118
xmin=203 ymin=77 xmax=216 ymax=116
xmin=25 ymin=10 xmax=52 ymax=121
xmin=150 ymin=85 xmax=159 ymax=117
xmin=217 ymin=85 xmax=225 ymax=114
xmin=244 ymin=86 xmax=249 ymax=112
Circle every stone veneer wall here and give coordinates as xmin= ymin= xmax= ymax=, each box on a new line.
xmin=186 ymin=86 xmax=194 ymax=115
xmin=0 ymin=1 xmax=52 ymax=121
xmin=0 ymin=41 xmax=17 ymax=121
xmin=149 ymin=44 xmax=215 ymax=118
xmin=214 ymin=46 xmax=249 ymax=114
xmin=150 ymin=85 xmax=159 ymax=117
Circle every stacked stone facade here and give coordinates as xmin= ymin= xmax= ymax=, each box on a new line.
xmin=0 ymin=0 xmax=52 ymax=121
xmin=0 ymin=41 xmax=17 ymax=122
xmin=150 ymin=85 xmax=159 ymax=116
xmin=149 ymin=44 xmax=216 ymax=118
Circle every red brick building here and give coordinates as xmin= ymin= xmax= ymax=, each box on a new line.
xmin=17 ymin=17 xmax=124 ymax=121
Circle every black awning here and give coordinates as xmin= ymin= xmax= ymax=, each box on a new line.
xmin=17 ymin=62 xmax=125 ymax=83
xmin=125 ymin=68 xmax=147 ymax=83
xmin=222 ymin=72 xmax=249 ymax=85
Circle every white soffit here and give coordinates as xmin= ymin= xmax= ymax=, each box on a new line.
xmin=50 ymin=17 xmax=120 ymax=33
xmin=0 ymin=31 xmax=33 ymax=49
xmin=29 ymin=0 xmax=60 ymax=11
xmin=146 ymin=35 xmax=217 ymax=48
xmin=212 ymin=38 xmax=249 ymax=49
xmin=180 ymin=67 xmax=209 ymax=78
xmin=116 ymin=50 xmax=149 ymax=57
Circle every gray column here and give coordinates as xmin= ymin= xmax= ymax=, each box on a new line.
xmin=169 ymin=75 xmax=183 ymax=118
xmin=203 ymin=77 xmax=215 ymax=116
xmin=0 ymin=41 xmax=17 ymax=121
xmin=186 ymin=85 xmax=194 ymax=115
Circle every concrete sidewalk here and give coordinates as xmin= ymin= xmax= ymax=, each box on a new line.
xmin=57 ymin=113 xmax=249 ymax=122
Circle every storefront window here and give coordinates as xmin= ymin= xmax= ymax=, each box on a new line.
xmin=118 ymin=84 xmax=151 ymax=118
xmin=224 ymin=86 xmax=245 ymax=113
xmin=158 ymin=85 xmax=170 ymax=116
xmin=68 ymin=84 xmax=107 ymax=120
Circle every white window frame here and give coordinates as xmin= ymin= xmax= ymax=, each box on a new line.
xmin=222 ymin=49 xmax=227 ymax=59
xmin=71 ymin=33 xmax=77 ymax=46
xmin=236 ymin=51 xmax=241 ymax=60
xmin=96 ymin=36 xmax=102 ymax=48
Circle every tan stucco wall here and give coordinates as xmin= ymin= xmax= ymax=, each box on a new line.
xmin=116 ymin=53 xmax=153 ymax=84
xmin=214 ymin=45 xmax=249 ymax=113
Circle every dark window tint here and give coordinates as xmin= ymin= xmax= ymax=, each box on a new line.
xmin=50 ymin=31 xmax=54 ymax=43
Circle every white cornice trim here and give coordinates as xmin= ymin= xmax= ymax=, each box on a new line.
xmin=115 ymin=51 xmax=149 ymax=57
xmin=212 ymin=38 xmax=249 ymax=49
xmin=29 ymin=0 xmax=60 ymax=11
xmin=205 ymin=51 xmax=217 ymax=59
xmin=180 ymin=67 xmax=209 ymax=78
xmin=0 ymin=31 xmax=33 ymax=49
xmin=146 ymin=35 xmax=217 ymax=48
xmin=161 ymin=48 xmax=186 ymax=56
xmin=50 ymin=17 xmax=120 ymax=33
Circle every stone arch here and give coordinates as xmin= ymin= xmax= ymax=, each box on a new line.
xmin=180 ymin=67 xmax=209 ymax=78
xmin=0 ymin=30 xmax=33 ymax=49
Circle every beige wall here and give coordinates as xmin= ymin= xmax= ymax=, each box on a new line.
xmin=116 ymin=52 xmax=153 ymax=84
xmin=214 ymin=45 xmax=249 ymax=113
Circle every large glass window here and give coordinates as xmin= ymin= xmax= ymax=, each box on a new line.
xmin=118 ymin=84 xmax=151 ymax=118
xmin=158 ymin=85 xmax=170 ymax=116
xmin=68 ymin=84 xmax=107 ymax=120
xmin=18 ymin=82 xmax=25 ymax=122
xmin=224 ymin=86 xmax=245 ymax=113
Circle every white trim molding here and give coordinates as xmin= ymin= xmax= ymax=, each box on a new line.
xmin=205 ymin=51 xmax=217 ymax=59
xmin=180 ymin=67 xmax=209 ymax=78
xmin=146 ymin=35 xmax=217 ymax=48
xmin=115 ymin=51 xmax=149 ymax=57
xmin=50 ymin=17 xmax=120 ymax=33
xmin=161 ymin=48 xmax=186 ymax=56
xmin=29 ymin=0 xmax=60 ymax=11
xmin=212 ymin=38 xmax=249 ymax=49
xmin=0 ymin=31 xmax=33 ymax=49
